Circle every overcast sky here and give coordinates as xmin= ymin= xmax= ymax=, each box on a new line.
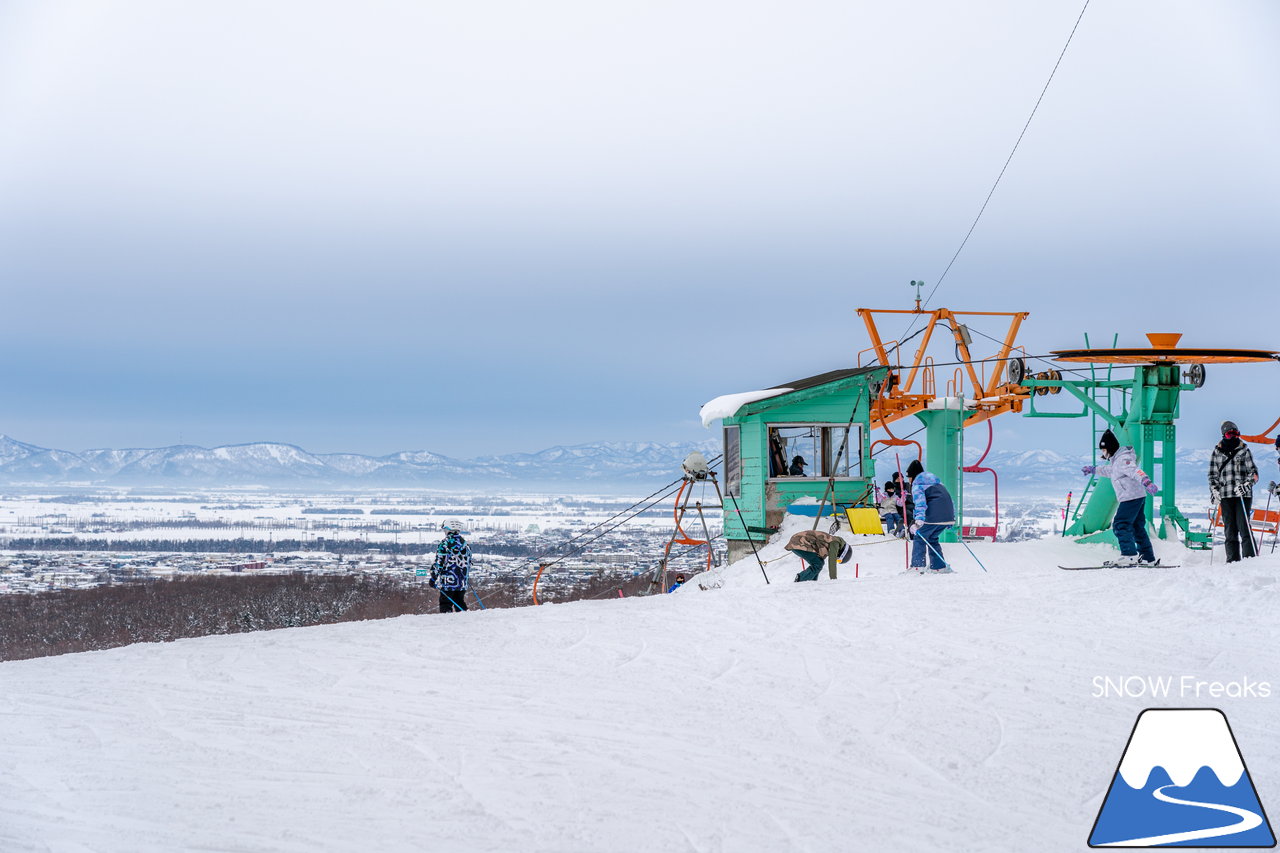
xmin=1 ymin=1 xmax=1277 ymax=458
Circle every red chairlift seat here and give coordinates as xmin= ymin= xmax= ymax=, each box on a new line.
xmin=962 ymin=421 xmax=999 ymax=542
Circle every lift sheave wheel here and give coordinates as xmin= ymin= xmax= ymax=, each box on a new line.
xmin=1008 ymin=357 xmax=1026 ymax=385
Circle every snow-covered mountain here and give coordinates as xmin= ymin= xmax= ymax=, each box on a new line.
xmin=0 ymin=435 xmax=720 ymax=488
xmin=0 ymin=433 xmax=1264 ymax=489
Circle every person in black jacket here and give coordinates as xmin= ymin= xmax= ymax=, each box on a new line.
xmin=1209 ymin=421 xmax=1259 ymax=562
xmin=429 ymin=521 xmax=472 ymax=612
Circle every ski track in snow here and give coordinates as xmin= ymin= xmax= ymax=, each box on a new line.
xmin=1 ymin=525 xmax=1278 ymax=852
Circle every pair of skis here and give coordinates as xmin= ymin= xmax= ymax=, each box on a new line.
xmin=1058 ymin=560 xmax=1177 ymax=571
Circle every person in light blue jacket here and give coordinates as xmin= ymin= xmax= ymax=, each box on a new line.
xmin=1082 ymin=429 xmax=1159 ymax=567
xmin=906 ymin=459 xmax=955 ymax=573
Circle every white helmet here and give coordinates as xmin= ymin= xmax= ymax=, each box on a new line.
xmin=442 ymin=520 xmax=464 ymax=533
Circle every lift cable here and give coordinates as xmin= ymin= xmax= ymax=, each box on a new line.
xmin=899 ymin=0 xmax=1093 ymax=344
xmin=960 ymin=324 xmax=1102 ymax=379
xmin=884 ymin=350 xmax=1106 ymax=377
xmin=530 ymin=454 xmax=723 ymax=576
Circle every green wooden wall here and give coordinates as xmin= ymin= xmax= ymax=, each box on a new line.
xmin=721 ymin=369 xmax=886 ymax=543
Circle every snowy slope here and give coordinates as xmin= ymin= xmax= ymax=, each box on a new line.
xmin=2 ymin=524 xmax=1278 ymax=852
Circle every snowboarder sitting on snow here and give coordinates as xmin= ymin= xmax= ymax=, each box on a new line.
xmin=906 ymin=459 xmax=955 ymax=573
xmin=1082 ymin=429 xmax=1159 ymax=567
xmin=429 ymin=520 xmax=471 ymax=612
xmin=788 ymin=455 xmax=807 ymax=476
xmin=879 ymin=481 xmax=904 ymax=537
xmin=784 ymin=529 xmax=853 ymax=582
xmin=1208 ymin=420 xmax=1259 ymax=563
xmin=667 ymin=573 xmax=686 ymax=593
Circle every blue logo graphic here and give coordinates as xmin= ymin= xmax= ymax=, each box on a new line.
xmin=1090 ymin=708 xmax=1275 ymax=848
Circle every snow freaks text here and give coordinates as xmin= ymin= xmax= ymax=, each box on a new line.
xmin=1092 ymin=675 xmax=1272 ymax=700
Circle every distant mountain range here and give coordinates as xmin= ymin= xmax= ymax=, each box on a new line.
xmin=0 ymin=435 xmax=721 ymax=489
xmin=0 ymin=434 xmax=1246 ymax=491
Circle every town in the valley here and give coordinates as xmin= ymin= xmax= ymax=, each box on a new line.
xmin=0 ymin=486 xmax=1186 ymax=598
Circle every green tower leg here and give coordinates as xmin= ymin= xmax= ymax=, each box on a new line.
xmin=1060 ymin=363 xmax=1194 ymax=547
xmin=915 ymin=404 xmax=965 ymax=543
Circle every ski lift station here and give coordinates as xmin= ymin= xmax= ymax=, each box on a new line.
xmin=701 ymin=367 xmax=886 ymax=565
xmin=701 ymin=299 xmax=1279 ymax=565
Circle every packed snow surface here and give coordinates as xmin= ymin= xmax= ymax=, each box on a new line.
xmin=3 ymin=517 xmax=1278 ymax=852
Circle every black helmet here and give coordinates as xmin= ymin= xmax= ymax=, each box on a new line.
xmin=905 ymin=459 xmax=924 ymax=479
xmin=1098 ymin=429 xmax=1119 ymax=457
xmin=1222 ymin=420 xmax=1239 ymax=436
xmin=838 ymin=542 xmax=854 ymax=564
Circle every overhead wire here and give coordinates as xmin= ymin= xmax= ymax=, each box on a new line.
xmin=527 ymin=454 xmax=723 ymax=592
xmin=897 ymin=0 xmax=1093 ymax=345
xmin=961 ymin=324 xmax=1104 ymax=379
xmin=531 ymin=4 xmax=1097 ymax=597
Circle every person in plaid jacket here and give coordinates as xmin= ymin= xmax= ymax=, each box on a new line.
xmin=1209 ymin=421 xmax=1259 ymax=562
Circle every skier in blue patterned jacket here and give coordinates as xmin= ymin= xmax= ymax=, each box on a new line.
xmin=1082 ymin=429 xmax=1159 ymax=567
xmin=430 ymin=521 xmax=472 ymax=613
xmin=906 ymin=459 xmax=955 ymax=573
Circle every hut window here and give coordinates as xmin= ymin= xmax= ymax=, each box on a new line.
xmin=769 ymin=424 xmax=862 ymax=478
xmin=723 ymin=425 xmax=741 ymax=497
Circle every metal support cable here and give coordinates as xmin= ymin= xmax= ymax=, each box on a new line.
xmin=899 ymin=0 xmax=1092 ymax=342
xmin=535 ymin=481 xmax=685 ymax=574
xmin=531 ymin=454 xmax=722 ymax=573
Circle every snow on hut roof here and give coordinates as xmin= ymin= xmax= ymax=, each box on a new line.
xmin=700 ymin=366 xmax=883 ymax=427
xmin=700 ymin=389 xmax=793 ymax=427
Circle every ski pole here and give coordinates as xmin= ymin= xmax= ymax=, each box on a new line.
xmin=1061 ymin=491 xmax=1073 ymax=537
xmin=1210 ymin=502 xmax=1218 ymax=566
xmin=1261 ymin=487 xmax=1273 ymax=554
xmin=1271 ymin=483 xmax=1280 ymax=553
xmin=1245 ymin=495 xmax=1261 ymax=558
xmin=918 ymin=526 xmax=988 ymax=573
xmin=956 ymin=535 xmax=989 ymax=573
xmin=895 ymin=453 xmax=909 ymax=572
xmin=714 ymin=474 xmax=769 ymax=584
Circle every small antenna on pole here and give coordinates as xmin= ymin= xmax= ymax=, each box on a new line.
xmin=909 ymin=280 xmax=926 ymax=311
